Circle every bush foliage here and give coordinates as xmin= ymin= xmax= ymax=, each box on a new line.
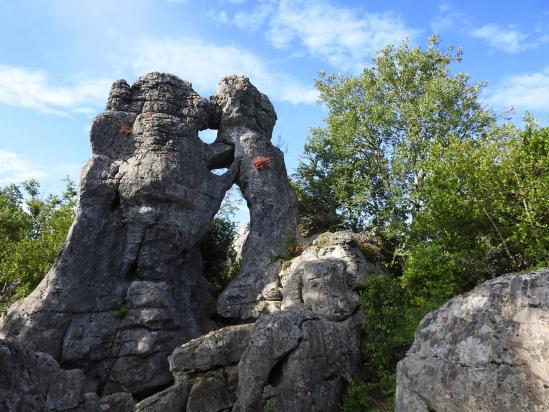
xmin=200 ymin=217 xmax=240 ymax=294
xmin=0 ymin=179 xmax=77 ymax=311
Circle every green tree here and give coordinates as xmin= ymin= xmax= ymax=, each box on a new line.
xmin=0 ymin=184 xmax=32 ymax=249
xmin=403 ymin=121 xmax=549 ymax=300
xmin=200 ymin=186 xmax=243 ymax=294
xmin=200 ymin=217 xmax=240 ymax=294
xmin=341 ymin=121 xmax=548 ymax=411
xmin=295 ymin=35 xmax=494 ymax=243
xmin=0 ymin=179 xmax=77 ymax=310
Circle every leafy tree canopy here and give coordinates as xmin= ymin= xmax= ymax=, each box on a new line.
xmin=0 ymin=178 xmax=77 ymax=310
xmin=295 ymin=35 xmax=494 ymax=239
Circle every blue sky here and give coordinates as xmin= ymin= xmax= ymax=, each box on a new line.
xmin=0 ymin=0 xmax=548 ymax=220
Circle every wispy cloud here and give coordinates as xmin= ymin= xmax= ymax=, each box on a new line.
xmin=470 ymin=24 xmax=536 ymax=54
xmin=213 ymin=0 xmax=417 ymax=73
xmin=0 ymin=66 xmax=111 ymax=115
xmin=430 ymin=2 xmax=469 ymax=33
xmin=431 ymin=3 xmax=543 ymax=54
xmin=233 ymin=0 xmax=275 ymax=31
xmin=485 ymin=67 xmax=549 ymax=112
xmin=0 ymin=149 xmax=47 ymax=185
xmin=129 ymin=37 xmax=317 ymax=105
xmin=268 ymin=0 xmax=418 ymax=72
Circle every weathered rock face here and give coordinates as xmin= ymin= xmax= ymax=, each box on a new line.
xmin=214 ymin=76 xmax=299 ymax=321
xmin=0 ymin=73 xmax=302 ymax=401
xmin=0 ymin=73 xmax=391 ymax=411
xmin=0 ymin=338 xmax=134 ymax=412
xmin=0 ymin=73 xmax=237 ymax=397
xmin=396 ymin=268 xmax=549 ymax=412
xmin=234 ymin=310 xmax=363 ymax=412
xmin=280 ymin=231 xmax=381 ymax=321
xmin=137 ymin=231 xmax=383 ymax=411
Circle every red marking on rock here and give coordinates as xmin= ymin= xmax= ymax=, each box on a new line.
xmin=254 ymin=155 xmax=271 ymax=170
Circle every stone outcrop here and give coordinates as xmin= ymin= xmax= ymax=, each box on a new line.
xmin=280 ymin=231 xmax=381 ymax=321
xmin=395 ymin=267 xmax=549 ymax=412
xmin=214 ymin=76 xmax=298 ymax=321
xmin=233 ymin=309 xmax=363 ymax=412
xmin=0 ymin=338 xmax=134 ymax=412
xmin=0 ymin=73 xmax=301 ymax=402
xmin=0 ymin=73 xmax=234 ymax=397
xmin=137 ymin=230 xmax=383 ymax=411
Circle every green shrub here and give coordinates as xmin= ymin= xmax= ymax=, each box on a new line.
xmin=200 ymin=217 xmax=239 ymax=294
xmin=341 ymin=274 xmax=446 ymax=410
xmin=340 ymin=380 xmax=384 ymax=412
xmin=116 ymin=300 xmax=129 ymax=319
xmin=0 ymin=179 xmax=76 ymax=311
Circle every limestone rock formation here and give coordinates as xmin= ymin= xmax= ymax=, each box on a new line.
xmin=395 ymin=267 xmax=549 ymax=412
xmin=0 ymin=72 xmax=389 ymax=411
xmin=0 ymin=73 xmax=236 ymax=397
xmin=137 ymin=231 xmax=383 ymax=411
xmin=280 ymin=231 xmax=381 ymax=321
xmin=214 ymin=76 xmax=299 ymax=321
xmin=0 ymin=338 xmax=134 ymax=412
xmin=0 ymin=72 xmax=303 ymax=403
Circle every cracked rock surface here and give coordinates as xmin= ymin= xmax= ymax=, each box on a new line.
xmin=0 ymin=338 xmax=134 ymax=412
xmin=137 ymin=231 xmax=382 ymax=411
xmin=0 ymin=72 xmax=234 ymax=397
xmin=395 ymin=267 xmax=549 ymax=412
xmin=214 ymin=75 xmax=299 ymax=321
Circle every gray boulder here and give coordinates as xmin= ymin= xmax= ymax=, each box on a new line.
xmin=173 ymin=325 xmax=251 ymax=412
xmin=0 ymin=338 xmax=87 ymax=412
xmin=136 ymin=324 xmax=251 ymax=412
xmin=280 ymin=231 xmax=382 ymax=321
xmin=396 ymin=268 xmax=549 ymax=412
xmin=140 ymin=231 xmax=383 ymax=411
xmin=0 ymin=338 xmax=135 ymax=412
xmin=234 ymin=309 xmax=364 ymax=412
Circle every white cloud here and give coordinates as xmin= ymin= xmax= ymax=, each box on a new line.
xmin=470 ymin=24 xmax=536 ymax=54
xmin=485 ymin=67 xmax=549 ymax=112
xmin=431 ymin=4 xmax=546 ymax=54
xmin=0 ymin=149 xmax=47 ymax=185
xmin=233 ymin=0 xmax=275 ymax=31
xmin=212 ymin=0 xmax=417 ymax=72
xmin=265 ymin=0 xmax=417 ymax=72
xmin=213 ymin=10 xmax=230 ymax=24
xmin=129 ymin=37 xmax=317 ymax=105
xmin=430 ymin=2 xmax=469 ymax=33
xmin=0 ymin=66 xmax=111 ymax=115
